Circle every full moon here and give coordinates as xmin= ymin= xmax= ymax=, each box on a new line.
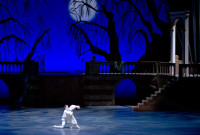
xmin=68 ymin=0 xmax=98 ymax=22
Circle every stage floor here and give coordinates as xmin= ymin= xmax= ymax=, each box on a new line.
xmin=0 ymin=106 xmax=200 ymax=135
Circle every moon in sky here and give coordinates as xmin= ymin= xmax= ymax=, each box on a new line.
xmin=68 ymin=0 xmax=98 ymax=22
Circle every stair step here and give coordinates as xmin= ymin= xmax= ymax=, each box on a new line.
xmin=138 ymin=103 xmax=143 ymax=107
xmin=133 ymin=78 xmax=177 ymax=111
xmin=155 ymin=92 xmax=161 ymax=97
xmin=159 ymin=88 xmax=163 ymax=92
xmin=147 ymin=97 xmax=153 ymax=102
xmin=132 ymin=106 xmax=139 ymax=111
xmin=142 ymin=99 xmax=146 ymax=103
xmin=163 ymin=85 xmax=167 ymax=88
xmin=142 ymin=100 xmax=148 ymax=105
xmin=155 ymin=91 xmax=160 ymax=95
xmin=146 ymin=97 xmax=152 ymax=100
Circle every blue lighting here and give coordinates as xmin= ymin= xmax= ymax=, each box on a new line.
xmin=0 ymin=0 xmax=148 ymax=72
xmin=0 ymin=79 xmax=9 ymax=98
xmin=115 ymin=79 xmax=136 ymax=98
xmin=0 ymin=0 xmax=168 ymax=98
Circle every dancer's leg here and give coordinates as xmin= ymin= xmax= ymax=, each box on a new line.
xmin=70 ymin=123 xmax=73 ymax=129
xmin=76 ymin=124 xmax=80 ymax=129
xmin=52 ymin=120 xmax=65 ymax=128
xmin=70 ymin=115 xmax=79 ymax=129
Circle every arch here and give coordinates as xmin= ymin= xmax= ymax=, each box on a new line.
xmin=170 ymin=11 xmax=190 ymax=65
xmin=169 ymin=11 xmax=190 ymax=75
xmin=170 ymin=18 xmax=185 ymax=63
xmin=171 ymin=17 xmax=185 ymax=28
xmin=0 ymin=75 xmax=24 ymax=105
xmin=0 ymin=79 xmax=9 ymax=98
xmin=114 ymin=78 xmax=136 ymax=105
xmin=176 ymin=20 xmax=185 ymax=60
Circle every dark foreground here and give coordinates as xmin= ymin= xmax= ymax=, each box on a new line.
xmin=0 ymin=106 xmax=200 ymax=135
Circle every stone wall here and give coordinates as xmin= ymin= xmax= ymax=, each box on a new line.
xmin=39 ymin=75 xmax=84 ymax=107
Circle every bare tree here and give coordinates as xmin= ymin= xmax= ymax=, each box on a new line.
xmin=67 ymin=0 xmax=170 ymax=62
xmin=68 ymin=0 xmax=121 ymax=62
xmin=118 ymin=0 xmax=170 ymax=61
xmin=0 ymin=0 xmax=51 ymax=64
xmin=0 ymin=0 xmax=51 ymax=107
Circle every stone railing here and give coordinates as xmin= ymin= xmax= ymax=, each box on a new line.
xmin=179 ymin=64 xmax=200 ymax=77
xmin=0 ymin=62 xmax=24 ymax=74
xmin=85 ymin=61 xmax=176 ymax=76
xmin=0 ymin=61 xmax=39 ymax=75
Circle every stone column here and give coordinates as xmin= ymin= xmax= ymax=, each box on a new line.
xmin=85 ymin=56 xmax=99 ymax=76
xmin=192 ymin=0 xmax=197 ymax=63
xmin=170 ymin=25 xmax=176 ymax=64
xmin=185 ymin=12 xmax=190 ymax=64
xmin=181 ymin=28 xmax=185 ymax=63
xmin=185 ymin=12 xmax=190 ymax=76
xmin=170 ymin=26 xmax=176 ymax=76
xmin=199 ymin=0 xmax=200 ymax=63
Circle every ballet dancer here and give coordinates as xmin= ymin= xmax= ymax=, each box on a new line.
xmin=53 ymin=105 xmax=80 ymax=129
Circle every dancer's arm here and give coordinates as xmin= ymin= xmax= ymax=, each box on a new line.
xmin=69 ymin=105 xmax=80 ymax=111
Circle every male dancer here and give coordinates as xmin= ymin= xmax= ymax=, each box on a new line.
xmin=53 ymin=105 xmax=80 ymax=129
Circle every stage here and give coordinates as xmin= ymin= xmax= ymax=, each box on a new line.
xmin=0 ymin=106 xmax=200 ymax=135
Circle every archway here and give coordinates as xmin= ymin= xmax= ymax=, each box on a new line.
xmin=115 ymin=79 xmax=136 ymax=105
xmin=0 ymin=79 xmax=9 ymax=105
xmin=176 ymin=21 xmax=185 ymax=61
xmin=170 ymin=11 xmax=189 ymax=75
xmin=170 ymin=11 xmax=190 ymax=75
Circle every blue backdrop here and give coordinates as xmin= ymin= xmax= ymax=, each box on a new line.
xmin=0 ymin=0 xmax=168 ymax=99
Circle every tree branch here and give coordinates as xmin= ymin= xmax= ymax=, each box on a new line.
xmin=0 ymin=17 xmax=22 ymax=26
xmin=131 ymin=29 xmax=150 ymax=45
xmin=0 ymin=34 xmax=27 ymax=45
xmin=26 ymin=28 xmax=50 ymax=61
xmin=118 ymin=9 xmax=136 ymax=23
xmin=70 ymin=0 xmax=103 ymax=12
xmin=75 ymin=21 xmax=107 ymax=30
xmin=78 ymin=49 xmax=90 ymax=58
xmin=158 ymin=0 xmax=165 ymax=13
xmin=0 ymin=3 xmax=12 ymax=17
xmin=145 ymin=0 xmax=168 ymax=34
xmin=118 ymin=0 xmax=154 ymax=35
xmin=69 ymin=23 xmax=109 ymax=58
xmin=0 ymin=3 xmax=24 ymax=29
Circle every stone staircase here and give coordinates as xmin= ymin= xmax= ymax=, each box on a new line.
xmin=133 ymin=79 xmax=177 ymax=111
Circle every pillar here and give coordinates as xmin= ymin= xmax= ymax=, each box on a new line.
xmin=170 ymin=25 xmax=176 ymax=64
xmin=192 ymin=0 xmax=197 ymax=63
xmin=184 ymin=12 xmax=190 ymax=64
xmin=199 ymin=0 xmax=200 ymax=63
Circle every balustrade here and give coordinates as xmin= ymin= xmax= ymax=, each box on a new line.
xmin=0 ymin=62 xmax=24 ymax=74
xmin=179 ymin=64 xmax=200 ymax=77
xmin=86 ymin=61 xmax=176 ymax=76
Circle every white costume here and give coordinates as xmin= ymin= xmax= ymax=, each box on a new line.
xmin=53 ymin=105 xmax=80 ymax=129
